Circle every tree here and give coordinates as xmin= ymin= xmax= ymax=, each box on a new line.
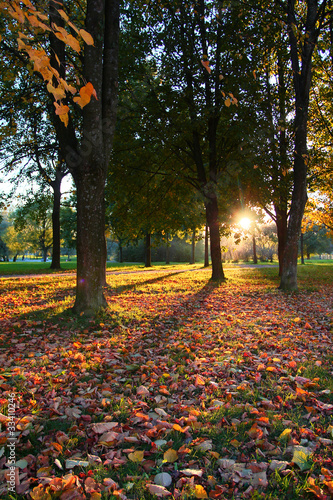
xmin=10 ymin=192 xmax=53 ymax=261
xmin=276 ymin=0 xmax=330 ymax=289
xmin=46 ymin=0 xmax=120 ymax=313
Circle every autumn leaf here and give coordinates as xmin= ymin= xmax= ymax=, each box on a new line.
xmin=163 ymin=448 xmax=178 ymax=463
xmin=74 ymin=81 xmax=97 ymax=108
xmin=194 ymin=485 xmax=208 ymax=498
xmin=292 ymin=447 xmax=312 ymax=471
xmin=147 ymin=484 xmax=172 ymax=497
xmin=128 ymin=450 xmax=145 ymax=462
xmin=80 ymin=29 xmax=94 ymax=46
xmin=201 ymin=59 xmax=211 ymax=74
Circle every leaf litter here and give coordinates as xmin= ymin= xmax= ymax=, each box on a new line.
xmin=0 ymin=267 xmax=332 ymax=499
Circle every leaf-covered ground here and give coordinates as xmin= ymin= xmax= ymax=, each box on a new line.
xmin=0 ymin=265 xmax=333 ymax=499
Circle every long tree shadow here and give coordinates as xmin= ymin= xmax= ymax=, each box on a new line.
xmin=104 ymin=270 xmax=195 ymax=295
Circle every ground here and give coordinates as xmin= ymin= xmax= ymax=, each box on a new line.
xmin=0 ymin=264 xmax=332 ymax=499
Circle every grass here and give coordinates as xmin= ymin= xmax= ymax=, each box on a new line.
xmin=0 ymin=263 xmax=332 ymax=499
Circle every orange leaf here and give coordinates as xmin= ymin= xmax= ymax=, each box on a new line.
xmin=194 ymin=485 xmax=208 ymax=498
xmin=80 ymin=29 xmax=94 ymax=46
xmin=74 ymin=82 xmax=97 ymax=108
xmin=195 ymin=374 xmax=205 ymax=386
xmin=200 ymin=59 xmax=211 ymax=74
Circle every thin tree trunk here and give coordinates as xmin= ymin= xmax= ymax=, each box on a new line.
xmin=145 ymin=232 xmax=152 ymax=267
xmin=300 ymin=232 xmax=305 ymax=264
xmin=252 ymin=235 xmax=257 ymax=264
xmin=204 ymin=223 xmax=209 ymax=267
xmin=165 ymin=233 xmax=170 ymax=264
xmin=119 ymin=241 xmax=123 ymax=263
xmin=190 ymin=229 xmax=195 ymax=264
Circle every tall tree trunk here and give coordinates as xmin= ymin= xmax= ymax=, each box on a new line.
xmin=49 ymin=0 xmax=120 ymax=313
xmin=145 ymin=232 xmax=152 ymax=267
xmin=279 ymin=0 xmax=321 ymax=290
xmin=204 ymin=223 xmax=209 ymax=267
xmin=252 ymin=235 xmax=257 ymax=264
xmin=190 ymin=229 xmax=195 ymax=264
xmin=206 ymin=198 xmax=224 ymax=281
xmin=50 ymin=175 xmax=62 ymax=269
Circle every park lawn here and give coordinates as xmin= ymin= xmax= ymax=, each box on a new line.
xmin=0 ymin=261 xmax=206 ymax=276
xmin=0 ymin=265 xmax=332 ymax=499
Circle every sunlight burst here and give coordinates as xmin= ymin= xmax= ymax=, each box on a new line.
xmin=239 ymin=217 xmax=252 ymax=230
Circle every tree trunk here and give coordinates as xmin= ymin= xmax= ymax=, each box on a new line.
xmin=73 ymin=171 xmax=107 ymax=313
xmin=275 ymin=208 xmax=288 ymax=276
xmin=252 ymin=235 xmax=257 ymax=264
xmin=118 ymin=241 xmax=123 ymax=263
xmin=300 ymin=232 xmax=305 ymax=264
xmin=190 ymin=229 xmax=195 ymax=264
xmin=279 ymin=0 xmax=320 ymax=290
xmin=206 ymin=197 xmax=224 ymax=281
xmin=50 ymin=175 xmax=62 ymax=269
xmin=204 ymin=223 xmax=209 ymax=267
xmin=49 ymin=0 xmax=120 ymax=313
xmin=145 ymin=232 xmax=152 ymax=267
xmin=165 ymin=233 xmax=170 ymax=264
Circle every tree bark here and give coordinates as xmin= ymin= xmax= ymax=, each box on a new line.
xmin=206 ymin=197 xmax=224 ymax=281
xmin=74 ymin=170 xmax=108 ymax=313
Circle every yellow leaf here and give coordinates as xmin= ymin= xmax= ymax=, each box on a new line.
xmin=225 ymin=97 xmax=231 ymax=107
xmin=128 ymin=450 xmax=144 ymax=463
xmin=163 ymin=448 xmax=178 ymax=463
xmin=194 ymin=485 xmax=208 ymax=499
xmin=278 ymin=428 xmax=292 ymax=442
xmin=30 ymin=485 xmax=51 ymax=500
xmin=292 ymin=447 xmax=312 ymax=471
xmin=80 ymin=29 xmax=94 ymax=46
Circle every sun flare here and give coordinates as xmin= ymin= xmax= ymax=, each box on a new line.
xmin=239 ymin=217 xmax=251 ymax=230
